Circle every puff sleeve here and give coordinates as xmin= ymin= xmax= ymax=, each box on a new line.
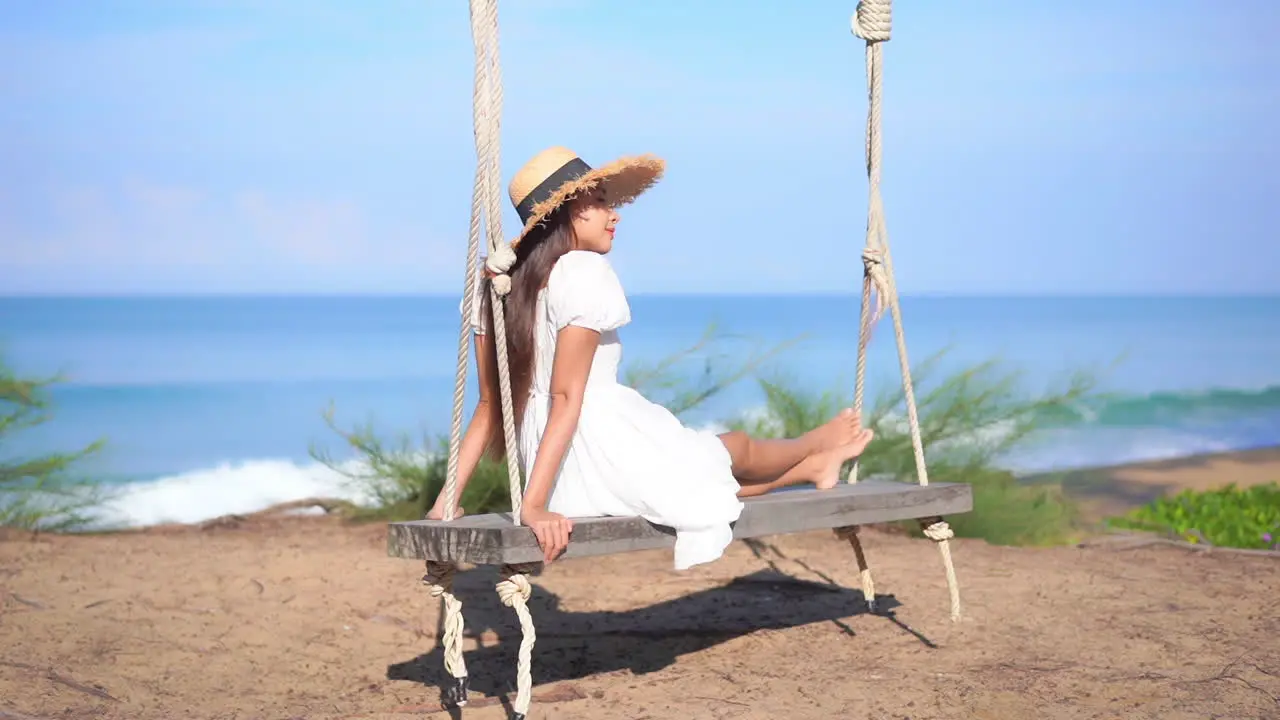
xmin=546 ymin=251 xmax=631 ymax=332
xmin=457 ymin=260 xmax=487 ymax=335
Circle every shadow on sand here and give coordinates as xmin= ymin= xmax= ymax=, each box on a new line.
xmin=386 ymin=539 xmax=935 ymax=716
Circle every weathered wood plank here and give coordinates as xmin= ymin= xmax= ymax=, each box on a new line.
xmin=386 ymin=479 xmax=972 ymax=565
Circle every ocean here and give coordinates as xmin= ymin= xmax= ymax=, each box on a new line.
xmin=2 ymin=295 xmax=1278 ymax=528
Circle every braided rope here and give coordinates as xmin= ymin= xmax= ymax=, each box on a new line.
xmin=850 ymin=0 xmax=962 ymax=622
xmin=440 ymin=102 xmax=488 ymax=525
xmin=426 ymin=0 xmax=526 ymax=710
xmin=497 ymin=562 xmax=541 ymax=718
xmin=848 ymin=271 xmax=877 ymax=486
xmin=922 ymin=517 xmax=961 ymax=619
xmin=440 ymin=0 xmax=499 ymax=527
xmin=422 ymin=1 xmax=505 ymax=705
xmin=835 ymin=526 xmax=877 ymax=612
xmin=468 ymin=0 xmax=541 ymax=714
xmin=489 ymin=286 xmax=525 ymax=521
xmin=467 ymin=0 xmax=525 ymax=525
xmin=422 ymin=562 xmax=468 ymax=697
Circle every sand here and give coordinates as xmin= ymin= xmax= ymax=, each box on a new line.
xmin=1043 ymin=446 xmax=1280 ymax=523
xmin=2 ymin=450 xmax=1278 ymax=720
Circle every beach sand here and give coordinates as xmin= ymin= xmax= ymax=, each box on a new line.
xmin=2 ymin=450 xmax=1278 ymax=720
xmin=1045 ymin=446 xmax=1280 ymax=523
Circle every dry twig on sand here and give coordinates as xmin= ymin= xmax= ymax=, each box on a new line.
xmin=196 ymin=497 xmax=356 ymax=529
xmin=0 ymin=661 xmax=119 ymax=703
xmin=1078 ymin=532 xmax=1280 ymax=558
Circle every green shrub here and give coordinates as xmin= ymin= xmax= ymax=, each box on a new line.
xmin=727 ymin=350 xmax=1097 ymax=546
xmin=316 ymin=330 xmax=1097 ymax=547
xmin=1106 ymin=483 xmax=1280 ymax=550
xmin=0 ymin=355 xmax=108 ymax=531
xmin=309 ymin=405 xmax=511 ymax=522
xmin=944 ymin=468 xmax=1079 ymax=546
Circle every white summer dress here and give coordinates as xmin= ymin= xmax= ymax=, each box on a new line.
xmin=463 ymin=250 xmax=745 ymax=570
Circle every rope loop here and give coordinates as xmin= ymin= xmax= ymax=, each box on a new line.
xmin=424 ymin=560 xmax=468 ymax=683
xmin=422 ymin=561 xmax=456 ymax=598
xmin=862 ymin=246 xmax=884 ymax=268
xmin=861 ymin=248 xmax=888 ymax=326
xmin=851 ymin=0 xmax=892 ymax=42
xmin=486 ymin=243 xmax=517 ymax=273
xmin=497 ymin=562 xmax=540 ymax=719
xmin=496 ymin=570 xmax=533 ymax=607
xmin=486 ymin=244 xmax=517 ymax=297
xmin=491 ymin=274 xmax=512 ymax=296
xmin=921 ymin=520 xmax=955 ymax=542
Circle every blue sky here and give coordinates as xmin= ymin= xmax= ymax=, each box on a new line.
xmin=2 ymin=0 xmax=1277 ymax=296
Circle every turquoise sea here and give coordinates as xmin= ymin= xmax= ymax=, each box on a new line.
xmin=3 ymin=294 xmax=1279 ymax=527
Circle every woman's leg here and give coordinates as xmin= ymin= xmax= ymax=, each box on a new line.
xmin=732 ymin=431 xmax=873 ymax=497
xmin=717 ymin=431 xmax=809 ymax=482
xmin=717 ymin=410 xmax=875 ymax=497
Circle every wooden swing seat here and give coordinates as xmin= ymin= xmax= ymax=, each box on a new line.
xmin=387 ymin=478 xmax=972 ymax=565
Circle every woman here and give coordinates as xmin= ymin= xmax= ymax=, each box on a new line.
xmin=429 ymin=146 xmax=875 ymax=568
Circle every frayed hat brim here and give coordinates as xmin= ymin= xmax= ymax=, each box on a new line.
xmin=510 ymin=154 xmax=664 ymax=250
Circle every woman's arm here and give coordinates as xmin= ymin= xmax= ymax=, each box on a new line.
xmin=428 ymin=332 xmax=498 ymax=519
xmin=519 ymin=325 xmax=600 ymax=561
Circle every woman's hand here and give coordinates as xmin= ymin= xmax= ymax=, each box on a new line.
xmin=426 ymin=500 xmax=466 ymax=521
xmin=521 ymin=506 xmax=575 ymax=563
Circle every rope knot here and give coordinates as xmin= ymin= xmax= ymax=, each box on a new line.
xmin=496 ymin=572 xmax=533 ymax=607
xmin=490 ymin=274 xmax=512 ymax=296
xmin=922 ymin=520 xmax=954 ymax=542
xmin=422 ymin=561 xmax=456 ymax=598
xmin=851 ymin=0 xmax=892 ymax=43
xmin=486 ymin=245 xmax=516 ymax=274
xmin=486 ymin=244 xmax=517 ymax=297
xmin=861 ymin=247 xmax=889 ymax=326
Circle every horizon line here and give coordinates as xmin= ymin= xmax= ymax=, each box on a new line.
xmin=2 ymin=291 xmax=1278 ymax=301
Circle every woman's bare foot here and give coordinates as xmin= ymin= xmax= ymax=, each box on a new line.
xmin=809 ymin=428 xmax=875 ymax=489
xmin=801 ymin=408 xmax=864 ymax=453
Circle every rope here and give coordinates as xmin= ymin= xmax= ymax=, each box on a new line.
xmin=849 ymin=0 xmax=962 ymax=622
xmin=922 ymin=517 xmax=961 ymax=619
xmin=467 ymin=1 xmax=542 ymax=714
xmin=848 ymin=0 xmax=893 ymax=485
xmin=440 ymin=0 xmax=510 ymax=522
xmin=489 ymin=283 xmax=525 ymax=521
xmin=497 ymin=562 xmax=541 ymax=719
xmin=427 ymin=0 xmax=505 ymax=705
xmin=439 ymin=41 xmax=489 ymax=525
xmin=466 ymin=0 xmax=525 ymax=525
xmin=422 ymin=562 xmax=469 ymax=705
xmin=835 ymin=526 xmax=877 ymax=612
xmin=429 ymin=1 xmax=537 ymax=712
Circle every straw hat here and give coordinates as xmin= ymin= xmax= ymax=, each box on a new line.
xmin=507 ymin=146 xmax=665 ymax=251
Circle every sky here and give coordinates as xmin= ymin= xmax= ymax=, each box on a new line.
xmin=1 ymin=0 xmax=1277 ymax=296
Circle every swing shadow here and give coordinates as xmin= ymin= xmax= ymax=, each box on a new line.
xmin=386 ymin=540 xmax=934 ymax=709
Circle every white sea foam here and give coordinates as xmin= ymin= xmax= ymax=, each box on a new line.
xmin=89 ymin=457 xmax=379 ymax=529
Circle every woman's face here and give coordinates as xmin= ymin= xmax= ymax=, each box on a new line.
xmin=568 ymin=188 xmax=619 ymax=253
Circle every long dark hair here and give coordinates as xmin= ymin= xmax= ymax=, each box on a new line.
xmin=480 ymin=207 xmax=577 ymax=460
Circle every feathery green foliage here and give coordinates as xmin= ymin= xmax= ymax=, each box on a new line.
xmin=727 ymin=350 xmax=1097 ymax=545
xmin=317 ymin=329 xmax=1099 ymax=547
xmin=0 ymin=355 xmax=108 ymax=531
